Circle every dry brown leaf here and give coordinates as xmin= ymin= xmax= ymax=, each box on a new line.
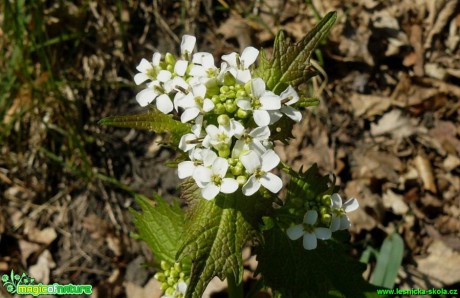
xmin=351 ymin=147 xmax=402 ymax=181
xmin=429 ymin=120 xmax=460 ymax=155
xmin=414 ymin=154 xmax=437 ymax=193
xmin=29 ymin=250 xmax=55 ymax=284
xmin=26 ymin=227 xmax=57 ymax=245
xmin=416 ymin=240 xmax=460 ymax=286
xmin=382 ymin=190 xmax=409 ymax=215
xmin=125 ymin=278 xmax=162 ymax=298
xmin=370 ymin=109 xmax=419 ymax=139
xmin=350 ymin=94 xmax=391 ymax=118
xmin=443 ymin=154 xmax=460 ymax=172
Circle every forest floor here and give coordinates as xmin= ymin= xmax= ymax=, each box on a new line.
xmin=1 ymin=0 xmax=459 ymax=297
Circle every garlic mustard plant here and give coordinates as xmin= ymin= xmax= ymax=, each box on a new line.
xmin=101 ymin=12 xmax=380 ymax=298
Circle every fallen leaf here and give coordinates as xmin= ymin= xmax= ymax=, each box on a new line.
xmin=382 ymin=190 xmax=409 ymax=215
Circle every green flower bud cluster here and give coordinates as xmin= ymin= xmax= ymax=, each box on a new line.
xmin=154 ymin=261 xmax=188 ymax=298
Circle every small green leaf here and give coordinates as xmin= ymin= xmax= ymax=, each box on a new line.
xmin=256 ymin=225 xmax=381 ymax=298
xmin=255 ymin=11 xmax=337 ymax=94
xmin=131 ymin=194 xmax=185 ymax=264
xmin=98 ymin=108 xmax=190 ymax=145
xmin=371 ymin=232 xmax=404 ymax=289
xmin=176 ymin=189 xmax=272 ymax=298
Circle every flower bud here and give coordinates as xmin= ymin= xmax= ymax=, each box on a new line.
xmin=165 ymin=53 xmax=176 ymax=65
xmin=161 ymin=260 xmax=170 ymax=271
xmin=218 ymin=148 xmax=230 ymax=158
xmin=236 ymin=109 xmax=249 ymax=119
xmin=236 ymin=175 xmax=247 ymax=185
xmin=225 ymin=102 xmax=237 ymax=113
xmin=217 ymin=114 xmax=230 ymax=126
xmin=224 ymin=72 xmax=236 ymax=86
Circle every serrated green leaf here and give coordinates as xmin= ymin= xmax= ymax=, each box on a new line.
xmin=177 ymin=191 xmax=272 ymax=298
xmin=131 ymin=194 xmax=185 ymax=264
xmin=256 ymin=225 xmax=381 ymax=298
xmin=371 ymin=232 xmax=404 ymax=289
xmin=255 ymin=11 xmax=337 ymax=94
xmin=98 ymin=108 xmax=190 ymax=145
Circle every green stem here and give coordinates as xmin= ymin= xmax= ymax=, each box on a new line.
xmin=227 ymin=273 xmax=244 ymax=298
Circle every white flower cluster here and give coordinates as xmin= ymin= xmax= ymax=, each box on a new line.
xmin=286 ymin=193 xmax=359 ymax=250
xmin=134 ymin=35 xmax=302 ymax=200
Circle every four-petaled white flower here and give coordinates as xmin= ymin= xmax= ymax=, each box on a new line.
xmin=175 ymin=84 xmax=214 ymax=123
xmin=330 ymin=193 xmax=359 ymax=232
xmin=286 ymin=210 xmax=332 ymax=250
xmin=237 ymin=78 xmax=282 ymax=127
xmin=193 ymin=157 xmax=238 ymax=200
xmin=221 ymin=47 xmax=259 ymax=83
xmin=232 ymin=126 xmax=271 ymax=157
xmin=240 ymin=150 xmax=282 ymax=196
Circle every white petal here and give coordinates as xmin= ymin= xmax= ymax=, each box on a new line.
xmin=203 ymin=98 xmax=214 ymax=112
xmin=303 ymin=210 xmax=318 ymax=225
xmin=242 ymin=175 xmax=260 ymax=196
xmin=202 ymin=183 xmax=220 ymax=200
xmin=156 ymin=94 xmax=174 ymax=114
xmin=178 ymin=133 xmax=197 ymax=152
xmin=172 ymin=76 xmax=189 ymax=90
xmin=260 ymin=150 xmax=280 ymax=172
xmin=221 ymin=52 xmax=238 ymax=68
xmin=157 ymin=70 xmax=172 ymax=83
xmin=181 ymin=107 xmax=200 ymax=123
xmin=251 ymin=78 xmax=266 ymax=98
xmin=286 ymin=224 xmax=304 ymax=240
xmin=174 ymin=60 xmax=188 ymax=76
xmin=136 ymin=88 xmax=157 ymax=107
xmin=205 ymin=125 xmax=219 ymax=138
xmin=249 ymin=139 xmax=266 ymax=155
xmin=177 ymin=93 xmax=195 ymax=109
xmin=268 ymin=110 xmax=283 ymax=124
xmin=193 ymin=166 xmax=212 ymax=183
xmin=281 ymin=106 xmax=302 ymax=122
xmin=201 ymin=149 xmax=217 ymax=167
xmin=230 ymin=120 xmax=244 ymax=138
xmin=134 ymin=73 xmax=150 ymax=85
xmin=331 ymin=193 xmax=342 ymax=208
xmin=250 ymin=126 xmax=270 ymax=140
xmin=303 ymin=232 xmax=317 ymax=250
xmin=314 ymin=227 xmax=332 ymax=240
xmin=236 ymin=69 xmax=252 ymax=83
xmin=240 ymin=46 xmax=259 ymax=68
xmin=280 ymin=85 xmax=299 ymax=105
xmin=189 ymin=65 xmax=207 ymax=77
xmin=178 ymin=161 xmax=195 ymax=179
xmin=221 ymin=178 xmax=239 ymax=194
xmin=240 ymin=151 xmax=260 ymax=174
xmin=340 ymin=216 xmax=351 ymax=230
xmin=253 ymin=110 xmax=270 ymax=127
xmin=181 ymin=35 xmax=196 ymax=54
xmin=212 ymin=157 xmax=228 ymax=177
xmin=330 ymin=216 xmax=341 ymax=232
xmin=231 ymin=140 xmax=246 ymax=158
xmin=236 ymin=98 xmax=252 ymax=110
xmin=260 ymin=93 xmax=281 ymax=110
xmin=136 ymin=58 xmax=152 ymax=73
xmin=177 ymin=281 xmax=187 ymax=294
xmin=152 ymin=52 xmax=162 ymax=66
xmin=260 ymin=172 xmax=282 ymax=193
xmin=344 ymin=198 xmax=359 ymax=212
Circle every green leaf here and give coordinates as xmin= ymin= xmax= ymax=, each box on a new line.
xmin=98 ymin=108 xmax=190 ymax=146
xmin=131 ymin=194 xmax=185 ymax=264
xmin=176 ymin=190 xmax=272 ymax=298
xmin=256 ymin=225 xmax=381 ymax=298
xmin=255 ymin=11 xmax=337 ymax=94
xmin=371 ymin=232 xmax=404 ymax=289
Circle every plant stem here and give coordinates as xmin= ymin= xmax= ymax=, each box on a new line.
xmin=227 ymin=273 xmax=244 ymax=298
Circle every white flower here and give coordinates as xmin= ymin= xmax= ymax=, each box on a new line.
xmin=221 ymin=46 xmax=259 ymax=83
xmin=240 ymin=150 xmax=282 ymax=196
xmin=134 ymin=52 xmax=162 ymax=85
xmin=237 ymin=78 xmax=282 ymax=127
xmin=180 ymin=35 xmax=196 ymax=56
xmin=190 ymin=52 xmax=218 ymax=78
xmin=193 ymin=157 xmax=239 ymax=200
xmin=174 ymin=84 xmax=214 ymax=123
xmin=330 ymin=193 xmax=359 ymax=232
xmin=177 ymin=148 xmax=215 ymax=179
xmin=232 ymin=126 xmax=271 ymax=157
xmin=135 ymin=81 xmax=174 ymax=113
xmin=202 ymin=124 xmax=234 ymax=150
xmin=286 ymin=210 xmax=332 ymax=250
xmin=178 ymin=116 xmax=204 ymax=152
xmin=269 ymin=86 xmax=303 ymax=124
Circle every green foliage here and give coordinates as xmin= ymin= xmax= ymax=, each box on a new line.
xmin=256 ymin=226 xmax=381 ymax=298
xmin=98 ymin=108 xmax=191 ymax=146
xmin=371 ymin=232 xmax=404 ymax=289
xmin=255 ymin=11 xmax=337 ymax=95
xmin=176 ymin=184 xmax=272 ymax=298
xmin=131 ymin=194 xmax=185 ymax=264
